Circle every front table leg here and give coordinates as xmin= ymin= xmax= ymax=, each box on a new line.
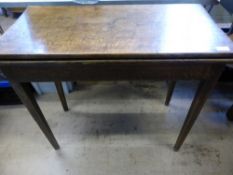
xmin=174 ymin=66 xmax=223 ymax=151
xmin=10 ymin=82 xmax=60 ymax=150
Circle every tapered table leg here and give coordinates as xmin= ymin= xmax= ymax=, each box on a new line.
xmin=165 ymin=81 xmax=176 ymax=106
xmin=227 ymin=105 xmax=233 ymax=121
xmin=54 ymin=81 xmax=69 ymax=111
xmin=0 ymin=25 xmax=4 ymax=34
xmin=174 ymin=66 xmax=223 ymax=151
xmin=1 ymin=8 xmax=8 ymax=17
xmin=10 ymin=82 xmax=60 ymax=150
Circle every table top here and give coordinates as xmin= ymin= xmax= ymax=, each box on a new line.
xmin=0 ymin=4 xmax=233 ymax=62
xmin=0 ymin=0 xmax=202 ymax=7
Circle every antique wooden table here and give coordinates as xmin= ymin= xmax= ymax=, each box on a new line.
xmin=0 ymin=4 xmax=232 ymax=151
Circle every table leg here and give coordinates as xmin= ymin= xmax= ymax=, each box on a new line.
xmin=0 ymin=25 xmax=4 ymax=34
xmin=174 ymin=66 xmax=223 ymax=151
xmin=227 ymin=105 xmax=233 ymax=121
xmin=54 ymin=81 xmax=69 ymax=111
xmin=10 ymin=82 xmax=60 ymax=150
xmin=1 ymin=8 xmax=8 ymax=17
xmin=165 ymin=81 xmax=176 ymax=106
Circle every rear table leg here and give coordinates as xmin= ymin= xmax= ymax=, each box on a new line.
xmin=55 ymin=81 xmax=69 ymax=111
xmin=165 ymin=81 xmax=176 ymax=106
xmin=227 ymin=105 xmax=233 ymax=121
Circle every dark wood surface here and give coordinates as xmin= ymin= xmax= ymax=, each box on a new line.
xmin=0 ymin=5 xmax=233 ymax=62
xmin=227 ymin=35 xmax=233 ymax=121
xmin=227 ymin=105 xmax=233 ymax=121
xmin=165 ymin=81 xmax=176 ymax=106
xmin=174 ymin=65 xmax=224 ymax=151
xmin=55 ymin=81 xmax=69 ymax=111
xmin=10 ymin=82 xmax=60 ymax=150
xmin=0 ymin=4 xmax=233 ymax=151
xmin=0 ymin=25 xmax=3 ymax=34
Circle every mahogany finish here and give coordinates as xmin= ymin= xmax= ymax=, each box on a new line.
xmin=0 ymin=5 xmax=233 ymax=151
xmin=0 ymin=5 xmax=233 ymax=61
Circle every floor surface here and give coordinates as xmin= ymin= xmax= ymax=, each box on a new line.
xmin=0 ymin=81 xmax=233 ymax=175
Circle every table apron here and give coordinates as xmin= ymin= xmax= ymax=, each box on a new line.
xmin=0 ymin=62 xmax=224 ymax=82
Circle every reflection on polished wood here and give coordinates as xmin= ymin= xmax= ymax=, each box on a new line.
xmin=0 ymin=5 xmax=233 ymax=61
xmin=0 ymin=5 xmax=233 ymax=151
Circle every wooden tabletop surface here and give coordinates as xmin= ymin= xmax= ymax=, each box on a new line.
xmin=0 ymin=4 xmax=233 ymax=62
xmin=0 ymin=0 xmax=204 ymax=7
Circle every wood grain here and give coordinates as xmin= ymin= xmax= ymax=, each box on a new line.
xmin=0 ymin=4 xmax=233 ymax=62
